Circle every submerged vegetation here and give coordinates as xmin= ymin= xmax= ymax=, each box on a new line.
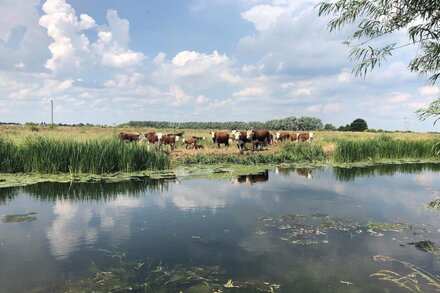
xmin=2 ymin=212 xmax=37 ymax=223
xmin=0 ymin=136 xmax=170 ymax=174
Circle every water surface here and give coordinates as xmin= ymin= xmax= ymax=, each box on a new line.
xmin=1 ymin=165 xmax=440 ymax=292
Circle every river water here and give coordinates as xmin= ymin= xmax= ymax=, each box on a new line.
xmin=1 ymin=164 xmax=440 ymax=292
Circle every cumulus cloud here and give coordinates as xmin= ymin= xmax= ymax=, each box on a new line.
xmin=419 ymin=86 xmax=440 ymax=96
xmin=233 ymin=86 xmax=264 ymax=97
xmin=39 ymin=0 xmax=143 ymax=73
xmin=153 ymin=50 xmax=241 ymax=87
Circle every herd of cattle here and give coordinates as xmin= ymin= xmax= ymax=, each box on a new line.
xmin=118 ymin=130 xmax=314 ymax=153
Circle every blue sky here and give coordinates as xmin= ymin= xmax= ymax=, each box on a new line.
xmin=0 ymin=0 xmax=439 ymax=131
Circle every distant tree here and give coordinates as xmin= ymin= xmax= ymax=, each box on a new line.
xmin=350 ymin=118 xmax=368 ymax=132
xmin=324 ymin=123 xmax=336 ymax=131
xmin=318 ymin=0 xmax=440 ymax=124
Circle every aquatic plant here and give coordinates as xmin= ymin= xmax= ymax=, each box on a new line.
xmin=0 ymin=136 xmax=170 ymax=174
xmin=371 ymin=255 xmax=440 ymax=292
xmin=334 ymin=137 xmax=440 ymax=163
xmin=2 ymin=212 xmax=37 ymax=223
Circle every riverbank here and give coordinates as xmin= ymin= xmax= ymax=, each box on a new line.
xmin=2 ymin=159 xmax=440 ymax=189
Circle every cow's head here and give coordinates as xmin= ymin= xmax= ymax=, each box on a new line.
xmin=246 ymin=130 xmax=254 ymax=140
xmin=210 ymin=131 xmax=216 ymax=143
xmin=275 ymin=132 xmax=280 ymax=140
xmin=231 ymin=130 xmax=237 ymax=136
xmin=175 ymin=135 xmax=180 ymax=142
xmin=157 ymin=133 xmax=163 ymax=140
xmin=234 ymin=132 xmax=241 ymax=141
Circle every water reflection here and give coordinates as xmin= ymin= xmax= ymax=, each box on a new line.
xmin=333 ymin=163 xmax=440 ymax=181
xmin=0 ymin=164 xmax=440 ymax=292
xmin=0 ymin=178 xmax=169 ymax=203
xmin=275 ymin=167 xmax=314 ymax=179
xmin=231 ymin=170 xmax=269 ymax=184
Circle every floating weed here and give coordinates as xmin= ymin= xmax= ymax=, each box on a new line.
xmin=368 ymin=222 xmax=408 ymax=232
xmin=371 ymin=255 xmax=440 ymax=292
xmin=2 ymin=212 xmax=37 ymax=223
xmin=257 ymin=213 xmax=419 ymax=246
xmin=427 ymin=199 xmax=440 ymax=210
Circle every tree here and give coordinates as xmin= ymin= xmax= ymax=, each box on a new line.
xmin=318 ymin=0 xmax=440 ymax=124
xmin=324 ymin=123 xmax=336 ymax=131
xmin=350 ymin=118 xmax=368 ymax=132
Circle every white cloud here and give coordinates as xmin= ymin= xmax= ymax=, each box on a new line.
xmin=419 ymin=86 xmax=440 ymax=96
xmin=154 ymin=50 xmax=241 ymax=86
xmin=233 ymin=87 xmax=264 ymax=97
xmin=241 ymin=5 xmax=286 ymax=31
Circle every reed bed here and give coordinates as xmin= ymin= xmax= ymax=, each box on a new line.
xmin=334 ymin=136 xmax=440 ymax=163
xmin=0 ymin=136 xmax=170 ymax=174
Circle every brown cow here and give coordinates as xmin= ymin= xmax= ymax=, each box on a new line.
xmin=184 ymin=138 xmax=198 ymax=149
xmin=275 ymin=132 xmax=290 ymax=142
xmin=118 ymin=132 xmax=145 ymax=142
xmin=160 ymin=135 xmax=179 ymax=150
xmin=290 ymin=133 xmax=298 ymax=142
xmin=298 ymin=132 xmax=314 ymax=143
xmin=145 ymin=132 xmax=163 ymax=144
xmin=210 ymin=131 xmax=230 ymax=148
xmin=246 ymin=129 xmax=271 ymax=151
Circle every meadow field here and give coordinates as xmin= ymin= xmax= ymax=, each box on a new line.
xmin=0 ymin=124 xmax=439 ymax=175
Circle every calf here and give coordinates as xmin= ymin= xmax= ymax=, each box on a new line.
xmin=210 ymin=131 xmax=230 ymax=148
xmin=184 ymin=138 xmax=198 ymax=149
xmin=290 ymin=133 xmax=298 ymax=142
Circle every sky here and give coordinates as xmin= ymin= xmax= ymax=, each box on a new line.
xmin=0 ymin=0 xmax=439 ymax=131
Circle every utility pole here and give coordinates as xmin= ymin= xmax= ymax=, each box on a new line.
xmin=50 ymin=99 xmax=54 ymax=126
xmin=404 ymin=117 xmax=409 ymax=131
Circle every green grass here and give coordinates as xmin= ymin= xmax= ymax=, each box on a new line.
xmin=0 ymin=136 xmax=170 ymax=174
xmin=181 ymin=143 xmax=327 ymax=165
xmin=334 ymin=136 xmax=440 ymax=163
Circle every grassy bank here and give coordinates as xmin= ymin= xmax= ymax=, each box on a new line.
xmin=333 ymin=136 xmax=439 ymax=163
xmin=0 ymin=136 xmax=170 ymax=174
xmin=180 ymin=143 xmax=327 ymax=165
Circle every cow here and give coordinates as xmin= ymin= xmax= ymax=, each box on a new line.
xmin=118 ymin=132 xmax=145 ymax=142
xmin=275 ymin=132 xmax=290 ymax=143
xmin=210 ymin=131 xmax=230 ymax=148
xmin=166 ymin=132 xmax=184 ymax=137
xmin=160 ymin=135 xmax=179 ymax=150
xmin=290 ymin=133 xmax=298 ymax=142
xmin=246 ymin=129 xmax=271 ymax=151
xmin=184 ymin=137 xmax=199 ymax=149
xmin=145 ymin=132 xmax=163 ymax=144
xmin=235 ymin=131 xmax=250 ymax=154
xmin=298 ymin=132 xmax=314 ymax=143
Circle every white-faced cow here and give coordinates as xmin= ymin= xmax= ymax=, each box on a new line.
xmin=210 ymin=131 xmax=230 ymax=148
xmin=246 ymin=129 xmax=271 ymax=151
xmin=118 ymin=132 xmax=146 ymax=142
xmin=298 ymin=132 xmax=314 ymax=143
xmin=235 ymin=131 xmax=250 ymax=154
xmin=145 ymin=132 xmax=163 ymax=144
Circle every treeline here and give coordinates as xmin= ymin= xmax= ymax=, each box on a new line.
xmin=122 ymin=116 xmax=323 ymax=131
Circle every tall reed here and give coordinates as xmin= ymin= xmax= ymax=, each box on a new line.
xmin=0 ymin=137 xmax=170 ymax=174
xmin=334 ymin=136 xmax=440 ymax=163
